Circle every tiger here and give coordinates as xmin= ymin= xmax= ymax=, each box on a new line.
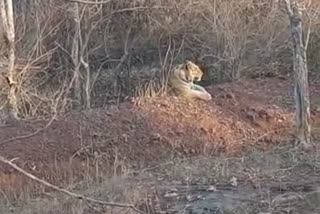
xmin=133 ymin=60 xmax=212 ymax=101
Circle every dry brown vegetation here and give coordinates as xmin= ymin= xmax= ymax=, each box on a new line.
xmin=0 ymin=0 xmax=319 ymax=117
xmin=0 ymin=0 xmax=320 ymax=214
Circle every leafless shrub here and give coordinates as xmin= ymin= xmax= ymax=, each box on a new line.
xmin=0 ymin=0 xmax=319 ymax=117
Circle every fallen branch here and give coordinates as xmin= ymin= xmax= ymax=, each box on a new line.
xmin=0 ymin=155 xmax=147 ymax=214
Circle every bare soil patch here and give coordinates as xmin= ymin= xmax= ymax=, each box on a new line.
xmin=0 ymin=77 xmax=319 ymax=213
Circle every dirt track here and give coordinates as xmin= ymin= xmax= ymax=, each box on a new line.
xmin=0 ymin=76 xmax=319 ymax=197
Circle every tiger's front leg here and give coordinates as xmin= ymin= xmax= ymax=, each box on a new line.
xmin=189 ymin=83 xmax=212 ymax=101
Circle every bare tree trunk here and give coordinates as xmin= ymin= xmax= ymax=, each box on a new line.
xmin=71 ymin=2 xmax=83 ymax=109
xmin=81 ymin=56 xmax=90 ymax=109
xmin=71 ymin=3 xmax=97 ymax=110
xmin=283 ymin=0 xmax=312 ymax=148
xmin=0 ymin=0 xmax=19 ymax=119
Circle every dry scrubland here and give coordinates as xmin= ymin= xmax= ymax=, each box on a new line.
xmin=0 ymin=0 xmax=319 ymax=116
xmin=0 ymin=0 xmax=320 ymax=214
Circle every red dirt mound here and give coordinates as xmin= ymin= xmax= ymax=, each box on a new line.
xmin=0 ymin=77 xmax=319 ymax=196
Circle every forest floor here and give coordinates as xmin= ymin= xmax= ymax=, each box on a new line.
xmin=0 ymin=76 xmax=320 ymax=214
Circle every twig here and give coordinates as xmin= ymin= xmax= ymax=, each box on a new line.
xmin=0 ymin=115 xmax=56 ymax=146
xmin=54 ymin=41 xmax=73 ymax=64
xmin=83 ymin=200 xmax=105 ymax=214
xmin=70 ymin=0 xmax=111 ymax=4
xmin=0 ymin=155 xmax=147 ymax=214
xmin=304 ymin=7 xmax=312 ymax=50
xmin=0 ymin=68 xmax=70 ymax=146
xmin=111 ymin=6 xmax=169 ymax=15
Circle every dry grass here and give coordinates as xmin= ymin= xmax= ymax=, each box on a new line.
xmin=0 ymin=1 xmax=320 ymax=213
xmin=1 ymin=144 xmax=320 ymax=214
xmin=0 ymin=0 xmax=319 ymax=117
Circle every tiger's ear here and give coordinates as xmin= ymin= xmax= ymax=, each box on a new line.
xmin=185 ymin=60 xmax=193 ymax=71
xmin=184 ymin=61 xmax=193 ymax=82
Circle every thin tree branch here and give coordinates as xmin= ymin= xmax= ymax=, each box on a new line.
xmin=70 ymin=0 xmax=111 ymax=5
xmin=0 ymin=0 xmax=8 ymax=32
xmin=0 ymin=154 xmax=147 ymax=214
xmin=0 ymin=72 xmax=74 ymax=146
xmin=0 ymin=116 xmax=56 ymax=146
xmin=304 ymin=9 xmax=312 ymax=50
xmin=283 ymin=0 xmax=293 ymax=17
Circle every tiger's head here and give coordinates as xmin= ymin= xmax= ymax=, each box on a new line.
xmin=184 ymin=60 xmax=203 ymax=82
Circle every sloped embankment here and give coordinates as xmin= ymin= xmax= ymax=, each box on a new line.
xmin=1 ymin=77 xmax=319 ymax=195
